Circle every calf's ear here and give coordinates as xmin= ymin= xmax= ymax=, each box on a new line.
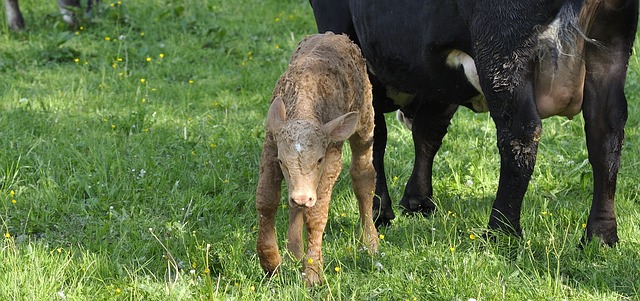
xmin=323 ymin=112 xmax=359 ymax=142
xmin=267 ymin=97 xmax=286 ymax=132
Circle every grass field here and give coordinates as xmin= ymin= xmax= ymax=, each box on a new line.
xmin=1 ymin=0 xmax=639 ymax=300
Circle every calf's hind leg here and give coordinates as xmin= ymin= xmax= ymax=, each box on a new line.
xmin=349 ymin=131 xmax=378 ymax=252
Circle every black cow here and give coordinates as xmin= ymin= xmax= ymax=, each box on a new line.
xmin=4 ymin=0 xmax=99 ymax=30
xmin=310 ymin=0 xmax=638 ymax=246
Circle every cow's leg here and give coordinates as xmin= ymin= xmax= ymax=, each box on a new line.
xmin=349 ymin=128 xmax=378 ymax=253
xmin=302 ymin=145 xmax=341 ymax=286
xmin=468 ymin=2 xmax=557 ymax=237
xmin=371 ymin=103 xmax=396 ymax=227
xmin=370 ymin=78 xmax=403 ymax=227
xmin=256 ymin=137 xmax=284 ymax=275
xmin=5 ymin=0 xmax=25 ymax=30
xmin=484 ymin=82 xmax=541 ymax=236
xmin=309 ymin=1 xmax=398 ymax=228
xmin=309 ymin=0 xmax=356 ymax=38
xmin=580 ymin=0 xmax=637 ymax=246
xmin=400 ymin=102 xmax=458 ymax=216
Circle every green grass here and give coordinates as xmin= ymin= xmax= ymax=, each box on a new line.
xmin=1 ymin=0 xmax=639 ymax=300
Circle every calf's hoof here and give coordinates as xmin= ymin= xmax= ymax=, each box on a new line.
xmin=257 ymin=246 xmax=282 ymax=276
xmin=399 ymin=196 xmax=435 ymax=217
xmin=302 ymin=263 xmax=323 ymax=286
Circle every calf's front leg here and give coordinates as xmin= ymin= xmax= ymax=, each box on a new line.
xmin=302 ymin=145 xmax=342 ymax=286
xmin=256 ymin=137 xmax=284 ymax=275
xmin=286 ymin=205 xmax=304 ymax=260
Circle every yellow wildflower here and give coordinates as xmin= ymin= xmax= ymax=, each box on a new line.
xmin=334 ymin=266 xmax=341 ymax=273
xmin=10 ymin=190 xmax=15 ymax=197
xmin=469 ymin=234 xmax=476 ymax=240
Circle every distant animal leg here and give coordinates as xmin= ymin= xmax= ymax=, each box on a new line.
xmin=5 ymin=0 xmax=25 ymax=30
xmin=57 ymin=0 xmax=81 ymax=26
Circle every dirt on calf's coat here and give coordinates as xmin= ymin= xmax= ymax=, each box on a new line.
xmin=256 ymin=32 xmax=378 ymax=286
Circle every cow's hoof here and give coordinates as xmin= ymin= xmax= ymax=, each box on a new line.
xmin=399 ymin=196 xmax=435 ymax=217
xmin=481 ymin=227 xmax=523 ymax=243
xmin=373 ymin=207 xmax=395 ymax=228
xmin=580 ymin=222 xmax=618 ymax=248
xmin=373 ymin=193 xmax=395 ymax=228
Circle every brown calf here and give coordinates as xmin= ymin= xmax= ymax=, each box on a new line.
xmin=256 ymin=32 xmax=378 ymax=286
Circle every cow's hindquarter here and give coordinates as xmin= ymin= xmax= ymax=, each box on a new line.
xmin=580 ymin=0 xmax=638 ymax=246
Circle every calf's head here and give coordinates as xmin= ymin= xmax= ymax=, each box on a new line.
xmin=267 ymin=97 xmax=359 ymax=208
